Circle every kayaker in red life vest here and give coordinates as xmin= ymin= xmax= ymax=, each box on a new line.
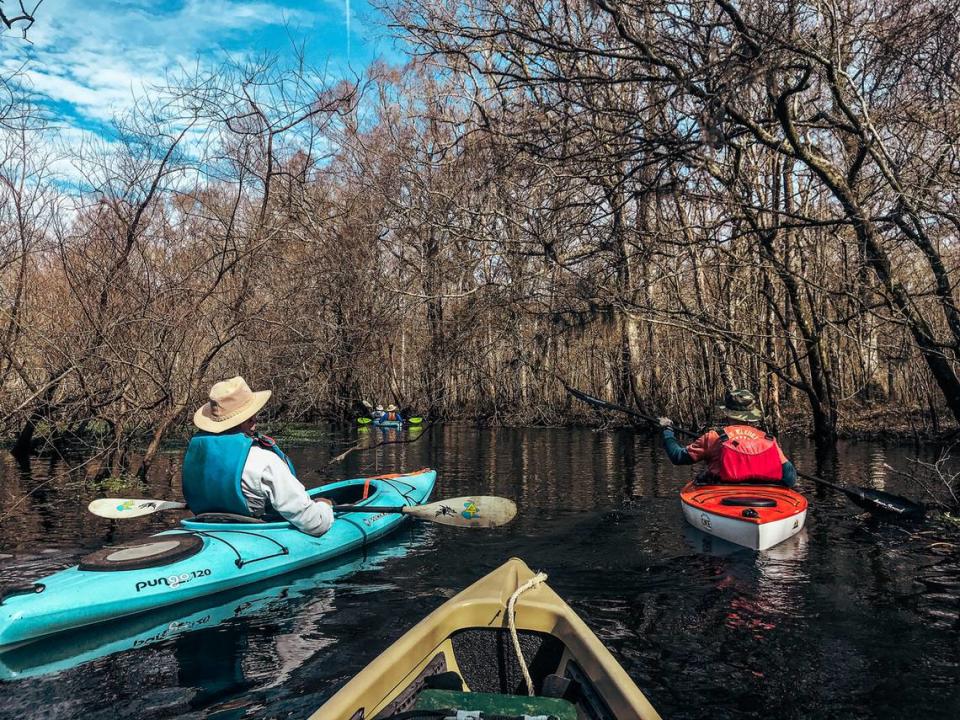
xmin=181 ymin=376 xmax=335 ymax=536
xmin=658 ymin=389 xmax=798 ymax=487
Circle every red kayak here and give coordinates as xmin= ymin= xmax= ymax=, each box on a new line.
xmin=680 ymin=482 xmax=807 ymax=550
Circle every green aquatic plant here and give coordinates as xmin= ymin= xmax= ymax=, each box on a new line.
xmin=97 ymin=474 xmax=147 ymax=493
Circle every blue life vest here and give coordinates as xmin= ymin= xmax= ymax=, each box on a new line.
xmin=182 ymin=431 xmax=295 ymax=515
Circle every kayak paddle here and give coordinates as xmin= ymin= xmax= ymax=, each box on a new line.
xmin=335 ymin=496 xmax=517 ymax=528
xmin=357 ymin=417 xmax=373 ymax=425
xmin=88 ymin=499 xmax=188 ymax=519
xmin=408 ymin=417 xmax=424 ymax=425
xmin=88 ymin=495 xmax=518 ymax=528
xmin=565 ymin=384 xmax=926 ymax=519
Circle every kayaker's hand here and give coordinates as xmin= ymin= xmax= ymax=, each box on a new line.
xmin=658 ymin=416 xmax=673 ymax=428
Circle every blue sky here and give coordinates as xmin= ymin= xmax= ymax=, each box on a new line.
xmin=0 ymin=0 xmax=397 ymax=140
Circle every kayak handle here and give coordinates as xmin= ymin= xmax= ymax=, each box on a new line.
xmin=0 ymin=582 xmax=45 ymax=605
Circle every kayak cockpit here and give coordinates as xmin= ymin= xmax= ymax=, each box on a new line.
xmin=179 ymin=478 xmax=384 ymax=530
xmin=372 ymin=626 xmax=610 ymax=719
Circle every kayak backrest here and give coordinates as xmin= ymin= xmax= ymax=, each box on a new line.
xmin=179 ymin=479 xmax=389 ymax=531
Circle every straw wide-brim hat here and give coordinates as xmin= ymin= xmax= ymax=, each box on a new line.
xmin=193 ymin=376 xmax=271 ymax=433
xmin=387 ymin=404 xmax=398 ymax=411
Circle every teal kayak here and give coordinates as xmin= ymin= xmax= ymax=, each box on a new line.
xmin=0 ymin=468 xmax=436 ymax=648
xmin=372 ymin=419 xmax=404 ymax=428
xmin=0 ymin=537 xmax=414 ymax=680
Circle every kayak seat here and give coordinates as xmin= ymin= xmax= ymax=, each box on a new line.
xmin=191 ymin=512 xmax=266 ymax=524
xmin=720 ymin=497 xmax=777 ymax=508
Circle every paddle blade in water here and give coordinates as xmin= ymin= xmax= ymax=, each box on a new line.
xmin=846 ymin=486 xmax=925 ymax=519
xmin=405 ymin=496 xmax=517 ymax=528
xmin=356 ymin=417 xmax=372 ymax=425
xmin=88 ymin=498 xmax=187 ymax=519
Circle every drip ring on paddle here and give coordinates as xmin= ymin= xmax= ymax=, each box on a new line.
xmin=78 ymin=533 xmax=204 ymax=571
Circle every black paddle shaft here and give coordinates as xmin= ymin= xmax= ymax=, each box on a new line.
xmin=331 ymin=504 xmax=406 ymax=514
xmin=565 ymin=384 xmax=925 ymax=519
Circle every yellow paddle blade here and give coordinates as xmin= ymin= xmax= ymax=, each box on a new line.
xmin=405 ymin=496 xmax=517 ymax=528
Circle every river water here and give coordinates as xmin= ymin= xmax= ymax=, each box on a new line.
xmin=0 ymin=426 xmax=957 ymax=719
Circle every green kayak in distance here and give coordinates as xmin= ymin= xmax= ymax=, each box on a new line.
xmin=356 ymin=416 xmax=423 ymax=428
xmin=0 ymin=469 xmax=436 ymax=649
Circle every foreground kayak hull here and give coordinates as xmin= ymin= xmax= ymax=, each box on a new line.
xmin=680 ymin=482 xmax=807 ymax=551
xmin=0 ymin=538 xmax=415 ymax=680
xmin=0 ymin=469 xmax=435 ymax=648
xmin=313 ymin=557 xmax=661 ymax=720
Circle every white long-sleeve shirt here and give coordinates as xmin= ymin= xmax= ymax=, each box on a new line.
xmin=240 ymin=446 xmax=335 ymax=536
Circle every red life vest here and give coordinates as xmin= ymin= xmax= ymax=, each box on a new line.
xmin=713 ymin=425 xmax=783 ymax=483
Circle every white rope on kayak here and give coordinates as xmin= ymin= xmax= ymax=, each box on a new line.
xmin=507 ymin=570 xmax=548 ymax=697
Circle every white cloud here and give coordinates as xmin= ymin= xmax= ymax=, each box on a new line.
xmin=0 ymin=0 xmax=333 ymax=124
xmin=0 ymin=0 xmax=382 ymax=189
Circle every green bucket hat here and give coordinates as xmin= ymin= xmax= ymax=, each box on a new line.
xmin=717 ymin=389 xmax=762 ymax=423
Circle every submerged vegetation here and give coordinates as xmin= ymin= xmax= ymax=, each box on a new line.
xmin=2 ymin=0 xmax=960 ymax=479
xmin=886 ymin=448 xmax=960 ymax=514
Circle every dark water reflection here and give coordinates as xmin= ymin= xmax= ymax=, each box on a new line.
xmin=0 ymin=426 xmax=958 ymax=719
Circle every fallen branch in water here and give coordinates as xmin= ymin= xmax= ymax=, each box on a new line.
xmin=884 ymin=447 xmax=960 ymax=512
xmin=326 ymin=421 xmax=435 ymax=466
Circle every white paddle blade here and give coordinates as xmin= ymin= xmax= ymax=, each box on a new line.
xmin=88 ymin=498 xmax=187 ymax=519
xmin=406 ymin=496 xmax=517 ymax=528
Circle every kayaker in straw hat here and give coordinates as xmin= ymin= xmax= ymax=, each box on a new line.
xmin=658 ymin=389 xmax=797 ymax=487
xmin=384 ymin=404 xmax=402 ymax=422
xmin=181 ymin=376 xmax=335 ymax=536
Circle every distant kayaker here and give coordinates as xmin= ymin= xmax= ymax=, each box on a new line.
xmin=181 ymin=376 xmax=335 ymax=536
xmin=384 ymin=404 xmax=403 ymax=422
xmin=658 ymin=389 xmax=797 ymax=487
